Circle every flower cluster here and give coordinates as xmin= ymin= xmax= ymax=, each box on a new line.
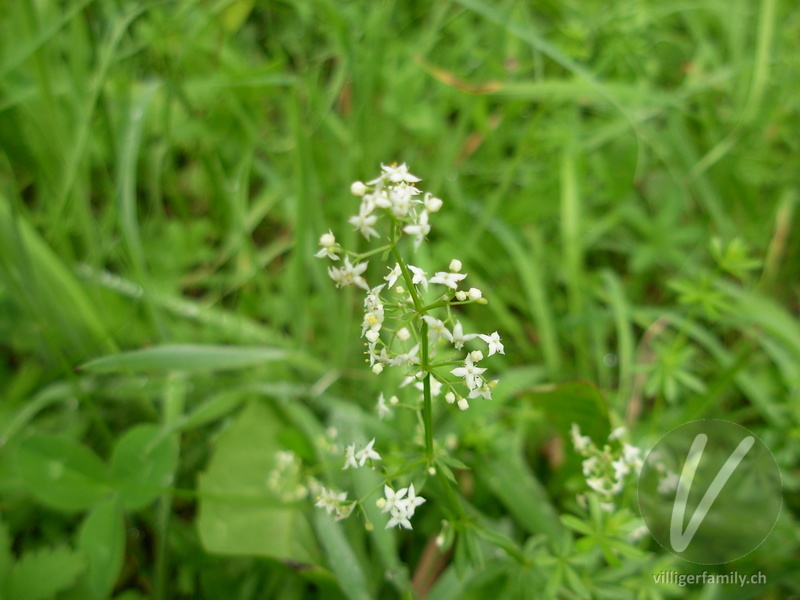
xmin=570 ymin=423 xmax=643 ymax=512
xmin=266 ymin=451 xmax=308 ymax=503
xmin=312 ymin=163 xmax=504 ymax=532
xmin=376 ymin=483 xmax=426 ymax=530
xmin=314 ymin=485 xmax=355 ymax=522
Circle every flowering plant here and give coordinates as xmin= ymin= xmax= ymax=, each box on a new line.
xmin=312 ymin=163 xmax=504 ymax=532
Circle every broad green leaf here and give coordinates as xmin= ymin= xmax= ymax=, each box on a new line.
xmin=5 ymin=546 xmax=86 ymax=600
xmin=80 ymin=344 xmax=288 ymax=373
xmin=15 ymin=434 xmax=111 ymax=513
xmin=110 ymin=425 xmax=178 ymax=510
xmin=197 ymin=400 xmax=319 ymax=564
xmin=77 ymin=496 xmax=125 ymax=599
xmin=526 ymin=381 xmax=610 ymax=443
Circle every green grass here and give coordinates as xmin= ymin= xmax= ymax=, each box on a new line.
xmin=1 ymin=0 xmax=799 ymax=598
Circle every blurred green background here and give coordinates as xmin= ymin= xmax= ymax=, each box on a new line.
xmin=1 ymin=0 xmax=799 ymax=598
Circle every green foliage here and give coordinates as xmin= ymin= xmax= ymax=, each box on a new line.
xmin=1 ymin=0 xmax=799 ymax=597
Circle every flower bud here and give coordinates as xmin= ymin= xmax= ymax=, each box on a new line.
xmin=457 ymin=398 xmax=469 ymax=411
xmin=445 ymin=391 xmax=456 ymax=404
xmin=397 ymin=327 xmax=410 ymax=341
xmin=470 ymin=350 xmax=484 ymax=362
xmin=319 ymin=231 xmax=336 ymax=247
xmin=350 ymin=181 xmax=368 ymax=196
xmin=455 ymin=290 xmax=467 ymax=301
xmin=449 ymin=259 xmax=462 ymax=272
xmin=372 ymin=363 xmax=384 ymax=374
xmin=468 ymin=287 xmax=482 ymax=300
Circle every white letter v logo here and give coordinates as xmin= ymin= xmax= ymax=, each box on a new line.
xmin=670 ymin=433 xmax=755 ymax=552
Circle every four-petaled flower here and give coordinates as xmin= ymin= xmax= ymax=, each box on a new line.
xmin=479 ymin=331 xmax=504 ymax=356
xmin=451 ymin=354 xmax=486 ymax=390
xmin=429 ymin=271 xmax=467 ymax=290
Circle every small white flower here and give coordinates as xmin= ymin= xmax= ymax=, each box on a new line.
xmin=403 ymin=211 xmax=430 ymax=251
xmin=328 ymin=257 xmax=369 ymax=291
xmin=582 ymin=456 xmax=599 ymax=477
xmin=451 ymin=321 xmax=478 ymax=349
xmin=570 ymin=423 xmax=592 ymax=453
xmin=355 ymin=438 xmax=381 ymax=466
xmin=365 ymin=329 xmax=380 ymax=343
xmin=348 ymin=208 xmax=379 ymax=240
xmin=408 ymin=265 xmax=428 ymax=291
xmin=424 ymin=192 xmax=443 ymax=213
xmin=390 ymin=344 xmax=421 ymax=367
xmin=612 ymin=458 xmax=629 ymax=481
xmin=404 ymin=483 xmax=426 ymax=512
xmin=397 ymin=327 xmax=411 ymax=341
xmin=385 ymin=264 xmax=402 ymax=289
xmin=350 ymin=181 xmax=368 ymax=196
xmin=622 ymin=443 xmax=642 ymax=466
xmin=429 ymin=271 xmax=467 ymax=290
xmin=467 ymin=382 xmax=493 ymax=401
xmin=380 ymin=162 xmax=421 ymax=184
xmin=478 ymin=331 xmax=504 ymax=356
xmin=315 ymin=487 xmax=348 ymax=515
xmin=608 ymin=426 xmax=627 ymax=441
xmin=449 ymin=259 xmax=462 ymax=272
xmin=314 ymin=230 xmax=340 ymax=260
xmin=451 ymin=354 xmax=486 ymax=390
xmin=334 ymin=502 xmax=355 ymax=521
xmin=422 ymin=315 xmax=453 ymax=344
xmin=380 ymin=485 xmax=407 ymax=514
xmin=376 ymin=393 xmax=393 ymax=419
xmin=342 ymin=444 xmax=359 ymax=470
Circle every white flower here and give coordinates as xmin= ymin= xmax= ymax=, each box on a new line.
xmin=424 ymin=192 xmax=443 ymax=212
xmin=408 ymin=265 xmax=428 ymax=291
xmin=365 ymin=329 xmax=380 ymax=343
xmin=622 ymin=443 xmax=642 ymax=466
xmin=449 ymin=259 xmax=462 ymax=272
xmin=612 ymin=458 xmax=629 ymax=481
xmin=314 ymin=230 xmax=340 ymax=260
xmin=342 ymin=444 xmax=359 ymax=470
xmin=397 ymin=327 xmax=411 ymax=341
xmin=429 ymin=271 xmax=467 ymax=290
xmin=390 ymin=344 xmax=420 ymax=367
xmin=478 ymin=331 xmax=504 ymax=356
xmin=422 ymin=315 xmax=453 ymax=344
xmin=350 ymin=181 xmax=368 ymax=196
xmin=570 ymin=423 xmax=592 ymax=453
xmin=405 ymin=483 xmax=426 ymax=512
xmin=380 ymin=162 xmax=421 ymax=184
xmin=355 ymin=438 xmax=381 ymax=466
xmin=389 ymin=184 xmax=416 ymax=218
xmin=379 ymin=484 xmax=407 ymax=514
xmin=451 ymin=321 xmax=478 ymax=349
xmin=348 ymin=207 xmax=379 ymax=240
xmin=582 ymin=456 xmax=599 ymax=477
xmin=608 ymin=426 xmax=627 ymax=441
xmin=403 ymin=210 xmax=430 ymax=251
xmin=467 ymin=382 xmax=493 ymax=400
xmin=451 ymin=354 xmax=486 ymax=390
xmin=376 ymin=393 xmax=393 ymax=419
xmin=385 ymin=264 xmax=402 ymax=288
xmin=315 ymin=487 xmax=347 ymax=515
xmin=334 ymin=502 xmax=355 ymax=521
xmin=328 ymin=257 xmax=369 ymax=291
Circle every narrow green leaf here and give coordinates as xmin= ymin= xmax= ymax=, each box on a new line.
xmin=313 ymin=512 xmax=371 ymax=600
xmin=80 ymin=344 xmax=288 ymax=373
